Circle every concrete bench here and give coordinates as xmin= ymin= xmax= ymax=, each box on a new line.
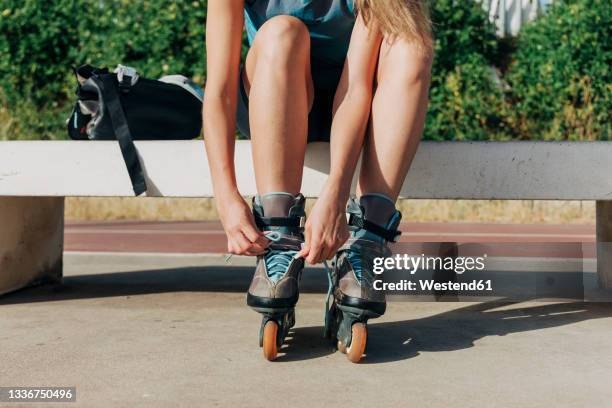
xmin=1 ymin=140 xmax=611 ymax=295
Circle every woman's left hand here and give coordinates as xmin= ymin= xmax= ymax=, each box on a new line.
xmin=298 ymin=186 xmax=349 ymax=264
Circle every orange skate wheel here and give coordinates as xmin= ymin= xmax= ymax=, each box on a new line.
xmin=346 ymin=323 xmax=367 ymax=363
xmin=262 ymin=320 xmax=279 ymax=361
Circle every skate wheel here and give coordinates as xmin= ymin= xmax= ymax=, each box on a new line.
xmin=337 ymin=340 xmax=347 ymax=354
xmin=262 ymin=320 xmax=279 ymax=361
xmin=346 ymin=323 xmax=367 ymax=363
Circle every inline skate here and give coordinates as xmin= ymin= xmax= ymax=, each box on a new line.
xmin=246 ymin=193 xmax=306 ymax=361
xmin=325 ymin=194 xmax=401 ymax=363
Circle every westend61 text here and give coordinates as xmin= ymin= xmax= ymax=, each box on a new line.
xmin=373 ymin=279 xmax=493 ymax=292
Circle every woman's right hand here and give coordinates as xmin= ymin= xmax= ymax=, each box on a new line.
xmin=218 ymin=191 xmax=269 ymax=256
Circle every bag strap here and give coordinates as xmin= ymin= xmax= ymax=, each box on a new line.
xmin=91 ymin=75 xmax=147 ymax=196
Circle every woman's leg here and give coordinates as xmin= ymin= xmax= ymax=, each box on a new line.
xmin=243 ymin=16 xmax=315 ymax=195
xmin=357 ymin=38 xmax=432 ymax=203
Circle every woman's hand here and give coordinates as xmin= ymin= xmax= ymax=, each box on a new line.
xmin=218 ymin=191 xmax=269 ymax=256
xmin=298 ymin=186 xmax=349 ymax=264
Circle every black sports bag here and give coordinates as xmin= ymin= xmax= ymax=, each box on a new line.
xmin=67 ymin=64 xmax=203 ymax=195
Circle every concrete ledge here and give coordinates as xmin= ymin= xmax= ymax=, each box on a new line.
xmin=596 ymin=201 xmax=612 ymax=288
xmin=1 ymin=140 xmax=612 ymax=199
xmin=0 ymin=197 xmax=64 ymax=295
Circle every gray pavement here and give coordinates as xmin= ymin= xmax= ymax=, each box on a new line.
xmin=1 ymin=253 xmax=612 ymax=407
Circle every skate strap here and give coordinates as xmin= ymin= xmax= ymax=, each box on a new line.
xmin=254 ymin=213 xmax=306 ymax=229
xmin=347 ymin=213 xmax=401 ymax=242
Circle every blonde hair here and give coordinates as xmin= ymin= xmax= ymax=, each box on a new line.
xmin=354 ymin=0 xmax=433 ymax=54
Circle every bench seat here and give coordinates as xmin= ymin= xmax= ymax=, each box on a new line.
xmin=1 ymin=140 xmax=611 ymax=294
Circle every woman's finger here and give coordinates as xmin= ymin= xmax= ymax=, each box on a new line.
xmin=306 ymin=242 xmax=324 ymax=265
xmin=323 ymin=244 xmax=336 ymax=261
xmin=232 ymin=233 xmax=252 ymax=255
xmin=239 ymin=230 xmax=267 ymax=253
xmin=230 ymin=239 xmax=248 ymax=255
xmin=242 ymin=221 xmax=266 ymax=245
xmin=332 ymin=234 xmax=346 ymax=256
xmin=253 ymin=233 xmax=270 ymax=250
xmin=300 ymin=225 xmax=313 ymax=259
xmin=297 ymin=244 xmax=309 ymax=259
xmin=241 ymin=221 xmax=269 ymax=251
xmin=229 ymin=236 xmax=262 ymax=257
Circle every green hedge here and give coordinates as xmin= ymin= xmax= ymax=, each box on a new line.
xmin=1 ymin=1 xmax=82 ymax=139
xmin=424 ymin=0 xmax=507 ymax=140
xmin=505 ymin=0 xmax=611 ymax=140
xmin=0 ymin=0 xmax=609 ymax=141
xmin=0 ymin=0 xmax=208 ymax=140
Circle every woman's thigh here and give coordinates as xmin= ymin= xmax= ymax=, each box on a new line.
xmin=237 ymin=16 xmax=324 ymax=139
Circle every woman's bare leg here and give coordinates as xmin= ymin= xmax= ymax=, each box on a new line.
xmin=357 ymin=38 xmax=432 ymax=201
xmin=243 ymin=16 xmax=314 ymax=195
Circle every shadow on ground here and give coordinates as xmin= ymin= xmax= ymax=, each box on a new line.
xmin=2 ymin=267 xmax=611 ymax=364
xmin=274 ymin=301 xmax=612 ymax=363
xmin=0 ymin=266 xmax=328 ymax=304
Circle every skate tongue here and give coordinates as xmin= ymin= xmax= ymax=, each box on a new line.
xmin=258 ymin=193 xmax=297 ymax=217
xmin=254 ymin=192 xmax=305 ymax=237
xmin=359 ymin=194 xmax=396 ymax=226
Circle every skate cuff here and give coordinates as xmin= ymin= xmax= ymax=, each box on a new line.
xmin=347 ymin=214 xmax=401 ymax=242
xmin=254 ymin=213 xmax=306 ymax=229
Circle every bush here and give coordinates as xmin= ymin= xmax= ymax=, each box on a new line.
xmin=0 ymin=1 xmax=80 ymax=107
xmin=427 ymin=55 xmax=509 ymax=141
xmin=1 ymin=0 xmax=506 ymax=141
xmin=81 ymin=1 xmax=207 ymax=82
xmin=0 ymin=1 xmax=82 ymax=139
xmin=1 ymin=0 xmax=609 ymax=141
xmin=424 ymin=0 xmax=507 ymax=140
xmin=506 ymin=0 xmax=611 ymax=140
xmin=0 ymin=0 xmax=208 ymax=140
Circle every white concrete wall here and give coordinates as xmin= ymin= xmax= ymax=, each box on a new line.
xmin=0 ymin=197 xmax=64 ymax=295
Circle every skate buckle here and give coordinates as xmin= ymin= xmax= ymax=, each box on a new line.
xmin=346 ymin=213 xmax=401 ymax=242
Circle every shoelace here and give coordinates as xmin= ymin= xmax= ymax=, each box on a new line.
xmin=264 ymin=248 xmax=298 ymax=283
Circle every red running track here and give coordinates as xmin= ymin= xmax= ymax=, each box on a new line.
xmin=64 ymin=221 xmax=596 ymax=258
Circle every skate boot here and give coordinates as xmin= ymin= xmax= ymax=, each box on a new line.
xmin=326 ymin=194 xmax=401 ymax=363
xmin=247 ymin=192 xmax=306 ymax=361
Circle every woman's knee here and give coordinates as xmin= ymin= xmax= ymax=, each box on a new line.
xmin=378 ymin=38 xmax=433 ymax=85
xmin=253 ymin=16 xmax=310 ymax=63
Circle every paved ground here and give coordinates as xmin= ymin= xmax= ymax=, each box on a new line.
xmin=1 ymin=222 xmax=611 ymax=407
